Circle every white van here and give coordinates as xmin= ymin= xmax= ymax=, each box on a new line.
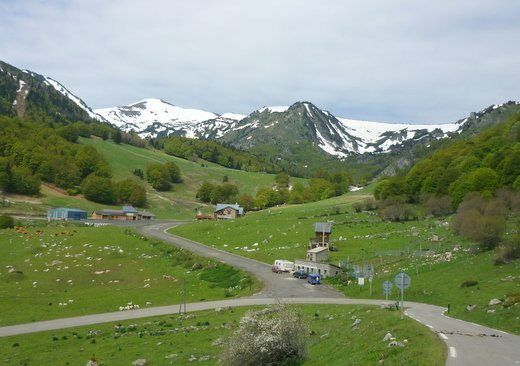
xmin=272 ymin=260 xmax=294 ymax=273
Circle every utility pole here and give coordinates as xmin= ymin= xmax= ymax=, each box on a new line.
xmin=400 ymin=272 xmax=404 ymax=320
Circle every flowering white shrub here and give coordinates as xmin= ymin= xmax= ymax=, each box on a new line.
xmin=221 ymin=306 xmax=308 ymax=366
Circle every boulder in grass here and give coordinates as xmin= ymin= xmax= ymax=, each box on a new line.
xmin=488 ymin=298 xmax=502 ymax=306
xmin=388 ymin=341 xmax=405 ymax=348
xmin=383 ymin=332 xmax=393 ymax=341
xmin=466 ymin=304 xmax=476 ymax=312
xmin=352 ymin=318 xmax=362 ymax=328
xmin=132 ymin=359 xmax=149 ymax=366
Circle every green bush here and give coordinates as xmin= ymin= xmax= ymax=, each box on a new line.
xmin=495 ymin=235 xmax=520 ymax=265
xmin=81 ymin=175 xmax=116 ymax=204
xmin=0 ymin=214 xmax=15 ymax=229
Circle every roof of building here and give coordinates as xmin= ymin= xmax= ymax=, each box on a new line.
xmin=294 ymin=259 xmax=341 ymax=269
xmin=314 ymin=222 xmax=332 ymax=233
xmin=122 ymin=205 xmax=137 ymax=213
xmin=215 ymin=204 xmax=244 ymax=215
xmin=95 ymin=209 xmax=125 ymax=216
xmin=307 ymin=246 xmax=329 ymax=253
xmin=49 ymin=207 xmax=87 ymax=213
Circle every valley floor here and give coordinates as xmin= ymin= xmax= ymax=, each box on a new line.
xmin=170 ymin=192 xmax=520 ymax=334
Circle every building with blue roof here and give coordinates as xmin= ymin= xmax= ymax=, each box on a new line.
xmin=47 ymin=207 xmax=88 ymax=221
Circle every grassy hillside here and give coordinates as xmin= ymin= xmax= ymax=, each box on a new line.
xmin=170 ymin=192 xmax=520 ymax=333
xmin=0 ymin=137 xmax=307 ymax=219
xmin=80 ymin=137 xmax=307 ymax=219
xmin=0 ymin=305 xmax=445 ymax=365
xmin=0 ymin=225 xmax=258 ymax=326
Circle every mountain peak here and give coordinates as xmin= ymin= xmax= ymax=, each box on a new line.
xmin=256 ymin=105 xmax=290 ymax=113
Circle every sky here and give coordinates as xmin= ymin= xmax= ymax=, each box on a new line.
xmin=1 ymin=0 xmax=519 ymax=124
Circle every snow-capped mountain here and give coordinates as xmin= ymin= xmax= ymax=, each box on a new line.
xmin=219 ymin=101 xmax=464 ymax=158
xmin=95 ymin=98 xmax=246 ymax=138
xmin=96 ymin=99 xmax=466 ymax=156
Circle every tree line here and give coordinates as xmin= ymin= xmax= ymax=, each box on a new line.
xmin=196 ymin=171 xmax=352 ymax=210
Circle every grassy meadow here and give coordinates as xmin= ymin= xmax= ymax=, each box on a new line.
xmin=0 ymin=225 xmax=259 ymax=326
xmin=0 ymin=304 xmax=445 ymax=365
xmin=170 ymin=193 xmax=520 ymax=334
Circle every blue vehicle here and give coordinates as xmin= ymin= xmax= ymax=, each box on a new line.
xmin=293 ymin=270 xmax=308 ymax=279
xmin=307 ymin=274 xmax=321 ymax=285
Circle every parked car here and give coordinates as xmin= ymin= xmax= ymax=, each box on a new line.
xmin=308 ymin=274 xmax=321 ymax=285
xmin=273 ymin=260 xmax=294 ymax=272
xmin=292 ymin=270 xmax=308 ymax=279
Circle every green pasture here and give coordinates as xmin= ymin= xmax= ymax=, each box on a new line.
xmin=0 ymin=226 xmax=258 ymax=326
xmin=0 ymin=304 xmax=445 ymax=365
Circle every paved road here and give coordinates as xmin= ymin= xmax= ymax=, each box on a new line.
xmin=139 ymin=222 xmax=343 ymax=299
xmin=1 ymin=222 xmax=518 ymax=366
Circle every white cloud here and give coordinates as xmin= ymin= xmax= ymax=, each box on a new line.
xmin=1 ymin=0 xmax=519 ymax=123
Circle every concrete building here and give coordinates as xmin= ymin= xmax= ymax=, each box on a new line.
xmin=306 ymin=246 xmax=329 ymax=262
xmin=47 ymin=207 xmax=88 ymax=221
xmin=294 ymin=259 xmax=341 ymax=278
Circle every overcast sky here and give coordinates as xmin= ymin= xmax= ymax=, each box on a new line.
xmin=1 ymin=0 xmax=519 ymax=123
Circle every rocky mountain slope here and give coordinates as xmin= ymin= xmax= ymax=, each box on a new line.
xmin=0 ymin=60 xmax=105 ymax=123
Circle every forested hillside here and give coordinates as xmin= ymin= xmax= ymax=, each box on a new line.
xmin=375 ymin=111 xmax=520 ymax=205
xmin=158 ymin=136 xmax=282 ymax=173
xmin=0 ymin=116 xmax=108 ymax=194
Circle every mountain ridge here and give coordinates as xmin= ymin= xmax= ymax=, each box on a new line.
xmin=96 ymin=98 xmax=476 ymax=157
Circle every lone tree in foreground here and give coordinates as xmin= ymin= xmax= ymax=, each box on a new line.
xmin=222 ymin=306 xmax=308 ymax=366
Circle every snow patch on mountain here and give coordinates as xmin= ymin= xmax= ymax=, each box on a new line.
xmin=22 ymin=70 xmax=105 ymax=121
xmin=258 ymin=106 xmax=290 ymax=113
xmin=95 ymin=98 xmax=244 ymax=138
xmin=220 ymin=112 xmax=246 ymax=121
xmin=337 ymin=118 xmax=459 ymax=154
xmin=315 ymin=128 xmax=348 ymax=158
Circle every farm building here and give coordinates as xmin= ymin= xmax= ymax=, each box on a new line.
xmin=294 ymin=259 xmax=341 ymax=278
xmin=306 ymin=246 xmax=329 ymax=262
xmin=92 ymin=206 xmax=155 ymax=221
xmin=214 ymin=204 xmax=244 ymax=219
xmin=309 ymin=222 xmax=333 ymax=249
xmin=47 ymin=207 xmax=88 ymax=221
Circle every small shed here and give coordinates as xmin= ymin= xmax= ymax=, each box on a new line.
xmin=314 ymin=222 xmax=332 ymax=236
xmin=47 ymin=208 xmax=88 ymax=221
xmin=306 ymin=246 xmax=329 ymax=262
xmin=310 ymin=222 xmax=333 ymax=248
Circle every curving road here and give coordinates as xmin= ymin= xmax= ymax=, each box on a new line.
xmin=0 ymin=222 xmax=519 ymax=366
